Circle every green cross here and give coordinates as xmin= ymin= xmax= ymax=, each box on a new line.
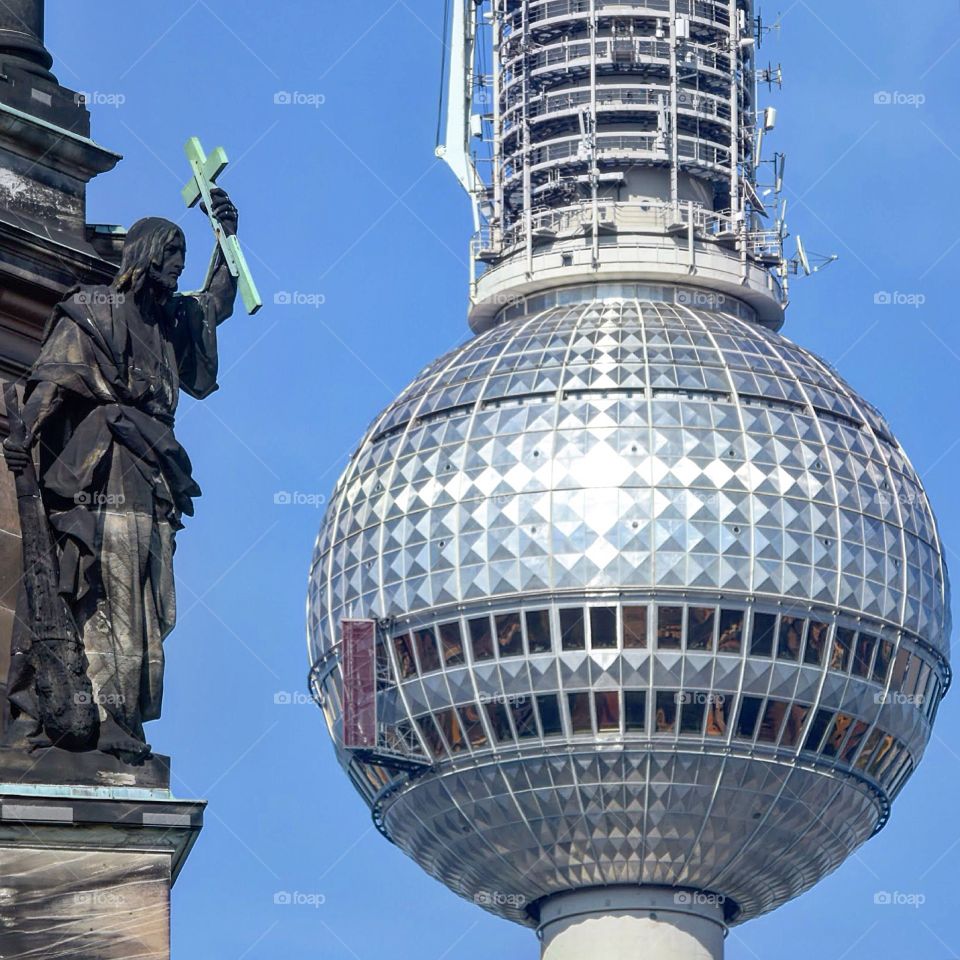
xmin=182 ymin=136 xmax=263 ymax=315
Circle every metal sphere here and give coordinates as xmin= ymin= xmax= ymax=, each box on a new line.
xmin=307 ymin=288 xmax=950 ymax=926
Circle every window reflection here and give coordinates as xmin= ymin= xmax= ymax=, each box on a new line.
xmin=679 ymin=693 xmax=706 ymax=734
xmin=526 ymin=609 xmax=552 ymax=653
xmin=595 ymin=691 xmax=620 ymax=732
xmin=872 ymin=639 xmax=893 ymax=685
xmin=781 ymin=704 xmax=810 ymax=747
xmin=458 ymin=703 xmax=487 ymax=747
xmin=537 ymin=694 xmax=563 ymax=737
xmin=803 ymin=709 xmax=834 ymax=753
xmin=468 ymin=616 xmax=494 ymax=662
xmin=777 ymin=616 xmax=803 ymax=662
xmin=718 ymin=609 xmax=743 ymax=652
xmin=439 ymin=620 xmax=465 ymax=666
xmin=751 ymin=612 xmax=777 ymax=657
xmin=435 ymin=708 xmax=466 ymax=753
xmin=832 ymin=627 xmax=854 ymax=672
xmin=590 ymin=607 xmax=618 ymax=649
xmin=394 ymin=634 xmax=417 ymax=678
xmin=757 ymin=699 xmax=787 ymax=743
xmin=416 ymin=715 xmax=445 ymax=758
xmin=624 ymin=690 xmax=647 ymax=732
xmin=840 ymin=720 xmax=868 ymax=763
xmin=623 ymin=606 xmax=648 ymax=648
xmin=852 ymin=633 xmax=875 ymax=678
xmin=736 ymin=696 xmax=763 ymax=739
xmin=568 ymin=692 xmax=592 ymax=734
xmin=415 ymin=627 xmax=441 ymax=673
xmin=560 ymin=608 xmax=586 ymax=651
xmin=706 ymin=695 xmax=730 ymax=737
xmin=687 ymin=607 xmax=715 ymax=651
xmin=657 ymin=607 xmax=683 ymax=650
xmin=484 ymin=701 xmax=513 ymax=743
xmin=804 ymin=621 xmax=828 ymax=666
xmin=496 ymin=613 xmax=523 ymax=658
xmin=510 ymin=697 xmax=538 ymax=738
xmin=655 ymin=691 xmax=678 ymax=733
xmin=824 ymin=710 xmax=854 ymax=755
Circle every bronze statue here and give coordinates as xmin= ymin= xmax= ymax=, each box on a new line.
xmin=3 ymin=188 xmax=240 ymax=762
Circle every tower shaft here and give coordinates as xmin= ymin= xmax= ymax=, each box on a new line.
xmin=441 ymin=1 xmax=786 ymax=332
xmin=539 ymin=888 xmax=725 ymax=960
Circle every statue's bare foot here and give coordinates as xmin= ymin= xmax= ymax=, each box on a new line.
xmin=2 ymin=717 xmax=49 ymax=752
xmin=97 ymin=718 xmax=151 ymax=763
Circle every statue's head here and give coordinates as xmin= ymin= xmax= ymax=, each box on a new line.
xmin=114 ymin=217 xmax=186 ymax=301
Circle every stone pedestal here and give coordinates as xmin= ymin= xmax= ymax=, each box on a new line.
xmin=0 ymin=771 xmax=203 ymax=959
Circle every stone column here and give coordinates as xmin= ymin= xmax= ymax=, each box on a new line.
xmin=0 ymin=1 xmax=54 ymax=80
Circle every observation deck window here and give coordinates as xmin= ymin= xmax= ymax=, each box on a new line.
xmin=440 ymin=621 xmax=466 ymax=666
xmin=623 ymin=606 xmax=649 ymax=648
xmin=527 ymin=609 xmax=553 ymax=653
xmin=560 ymin=607 xmax=587 ymax=650
xmin=624 ymin=690 xmax=647 ymax=732
xmin=496 ymin=612 xmax=524 ymax=658
xmin=717 ymin=609 xmax=744 ymax=652
xmin=736 ymin=696 xmax=763 ymax=739
xmin=655 ymin=691 xmax=679 ymax=734
xmin=656 ymin=607 xmax=683 ymax=649
xmin=416 ymin=627 xmax=441 ymax=673
xmin=750 ymin=613 xmax=777 ymax=657
xmin=590 ymin=607 xmax=618 ymax=649
xmin=804 ymin=622 xmax=829 ymax=666
xmin=687 ymin=608 xmax=716 ymax=651
xmin=538 ymin=694 xmax=564 ymax=737
xmin=469 ymin=616 xmax=495 ymax=662
xmin=776 ymin=615 xmax=803 ymax=661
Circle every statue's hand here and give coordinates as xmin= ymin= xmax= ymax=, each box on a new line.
xmin=3 ymin=435 xmax=32 ymax=473
xmin=202 ymin=187 xmax=239 ymax=238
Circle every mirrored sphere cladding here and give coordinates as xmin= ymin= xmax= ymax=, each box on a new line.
xmin=307 ymin=294 xmax=951 ymax=927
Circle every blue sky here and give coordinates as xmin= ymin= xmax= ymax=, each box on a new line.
xmin=45 ymin=1 xmax=960 ymax=956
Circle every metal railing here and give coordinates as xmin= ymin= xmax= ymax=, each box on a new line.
xmin=502 ymin=84 xmax=732 ymax=131
xmin=506 ymin=0 xmax=732 ymax=30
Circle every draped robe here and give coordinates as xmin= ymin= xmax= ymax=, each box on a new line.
xmin=7 ymin=284 xmax=219 ymax=740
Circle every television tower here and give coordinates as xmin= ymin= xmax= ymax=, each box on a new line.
xmin=307 ymin=3 xmax=949 ymax=958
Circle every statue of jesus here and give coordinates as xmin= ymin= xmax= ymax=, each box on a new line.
xmin=3 ymin=189 xmax=240 ymax=761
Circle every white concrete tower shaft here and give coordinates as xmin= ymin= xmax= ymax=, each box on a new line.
xmin=439 ymin=0 xmax=787 ymax=333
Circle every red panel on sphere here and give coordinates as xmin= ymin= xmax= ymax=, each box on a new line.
xmin=342 ymin=619 xmax=377 ymax=749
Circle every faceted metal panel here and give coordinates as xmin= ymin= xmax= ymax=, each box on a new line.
xmin=306 ymin=297 xmax=951 ymax=927
xmin=311 ymin=300 xmax=950 ymax=656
